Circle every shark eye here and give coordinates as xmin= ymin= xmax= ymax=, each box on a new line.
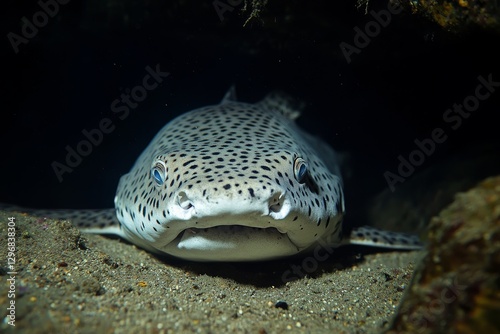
xmin=151 ymin=161 xmax=166 ymax=186
xmin=293 ymin=158 xmax=308 ymax=184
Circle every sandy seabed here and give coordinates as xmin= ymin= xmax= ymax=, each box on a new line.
xmin=0 ymin=211 xmax=421 ymax=334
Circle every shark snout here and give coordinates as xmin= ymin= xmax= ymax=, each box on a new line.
xmin=173 ymin=188 xmax=291 ymax=220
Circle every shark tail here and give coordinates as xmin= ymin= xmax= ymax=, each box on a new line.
xmin=344 ymin=226 xmax=423 ymax=250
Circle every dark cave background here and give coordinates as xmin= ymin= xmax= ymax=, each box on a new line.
xmin=1 ymin=0 xmax=499 ymax=228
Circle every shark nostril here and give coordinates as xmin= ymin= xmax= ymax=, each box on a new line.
xmin=269 ymin=203 xmax=281 ymax=212
xmin=178 ymin=191 xmax=194 ymax=210
xmin=269 ymin=202 xmax=281 ymax=213
xmin=269 ymin=191 xmax=290 ymax=219
xmin=269 ymin=192 xmax=285 ymax=213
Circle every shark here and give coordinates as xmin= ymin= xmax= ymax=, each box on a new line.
xmin=2 ymin=88 xmax=422 ymax=261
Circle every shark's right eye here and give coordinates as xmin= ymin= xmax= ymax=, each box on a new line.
xmin=293 ymin=157 xmax=308 ymax=184
xmin=151 ymin=161 xmax=166 ymax=186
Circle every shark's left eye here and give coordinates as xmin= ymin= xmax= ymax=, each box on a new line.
xmin=151 ymin=161 xmax=166 ymax=186
xmin=293 ymin=158 xmax=308 ymax=184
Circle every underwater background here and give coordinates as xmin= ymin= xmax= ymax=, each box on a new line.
xmin=1 ymin=2 xmax=500 ymax=333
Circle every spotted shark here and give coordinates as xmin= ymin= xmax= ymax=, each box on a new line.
xmin=2 ymin=88 xmax=421 ymax=261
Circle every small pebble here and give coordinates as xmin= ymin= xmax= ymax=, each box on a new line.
xmin=275 ymin=301 xmax=288 ymax=310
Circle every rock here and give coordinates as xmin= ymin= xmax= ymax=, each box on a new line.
xmin=394 ymin=0 xmax=500 ymax=33
xmin=386 ymin=175 xmax=500 ymax=333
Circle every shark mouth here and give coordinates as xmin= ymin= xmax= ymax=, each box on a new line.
xmin=161 ymin=225 xmax=303 ymax=262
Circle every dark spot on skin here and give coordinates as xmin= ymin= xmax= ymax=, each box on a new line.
xmin=223 ymin=184 xmax=231 ymax=190
xmin=248 ymin=188 xmax=255 ymax=198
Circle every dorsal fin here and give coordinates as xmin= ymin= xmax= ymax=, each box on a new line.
xmin=220 ymin=85 xmax=237 ymax=104
xmin=256 ymin=91 xmax=304 ymax=120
